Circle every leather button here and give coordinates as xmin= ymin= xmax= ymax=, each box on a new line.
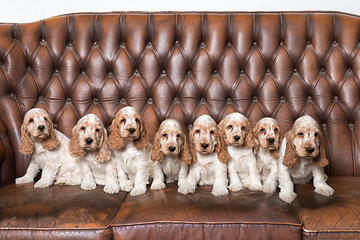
xmin=175 ymin=40 xmax=179 ymax=45
xmin=281 ymin=96 xmax=285 ymax=101
xmin=349 ymin=123 xmax=354 ymax=129
xmin=280 ymin=41 xmax=284 ymax=46
xmin=308 ymin=96 xmax=312 ymax=101
xmin=334 ymin=96 xmax=339 ymax=101
xmin=253 ymin=41 xmax=258 ymax=46
xmin=200 ymin=42 xmax=205 ymax=47
xmin=200 ymin=98 xmax=205 ymax=103
xmin=53 ymin=124 xmax=58 ymax=129
xmin=108 ymin=72 xmax=113 ymax=76
xmin=81 ymin=71 xmax=86 ymax=75
xmin=94 ymin=98 xmax=98 ymax=103
xmin=94 ymin=41 xmax=98 ymax=46
xmin=227 ymin=98 xmax=232 ymax=103
xmin=67 ymin=98 xmax=71 ymax=102
xmin=293 ymin=68 xmax=298 ymax=73
xmin=213 ymin=70 xmax=217 ymax=74
xmin=174 ymin=97 xmax=179 ymax=103
xmin=307 ymin=40 xmax=311 ymax=45
xmin=267 ymin=68 xmax=271 ymax=73
xmin=162 ymin=69 xmax=166 ymax=74
xmin=240 ymin=70 xmax=245 ymax=74
xmin=253 ymin=96 xmax=258 ymax=102
xmin=148 ymin=98 xmax=153 ymax=104
xmin=187 ymin=70 xmax=192 ymax=75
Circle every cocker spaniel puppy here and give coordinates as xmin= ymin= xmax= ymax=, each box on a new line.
xmin=178 ymin=115 xmax=231 ymax=196
xmin=254 ymin=117 xmax=281 ymax=193
xmin=69 ymin=114 xmax=119 ymax=194
xmin=278 ymin=115 xmax=334 ymax=203
xmin=218 ymin=112 xmax=262 ymax=192
xmin=150 ymin=119 xmax=192 ymax=187
xmin=109 ymin=106 xmax=164 ymax=196
xmin=16 ymin=108 xmax=80 ymax=188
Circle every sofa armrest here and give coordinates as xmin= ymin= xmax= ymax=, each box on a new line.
xmin=0 ymin=118 xmax=15 ymax=186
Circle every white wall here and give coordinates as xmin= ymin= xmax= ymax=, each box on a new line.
xmin=1 ymin=0 xmax=360 ymax=23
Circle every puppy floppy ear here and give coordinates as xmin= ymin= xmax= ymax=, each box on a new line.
xmin=283 ymin=130 xmax=299 ymax=168
xmin=150 ymin=131 xmax=164 ymax=162
xmin=69 ymin=124 xmax=86 ymax=157
xmin=215 ymin=129 xmax=231 ymax=163
xmin=133 ymin=118 xmax=149 ymax=149
xmin=109 ymin=116 xmax=125 ymax=150
xmin=270 ymin=128 xmax=281 ymax=159
xmin=218 ymin=119 xmax=229 ymax=146
xmin=313 ymin=130 xmax=329 ymax=168
xmin=41 ymin=121 xmax=60 ymax=150
xmin=94 ymin=128 xmax=111 ymax=162
xmin=244 ymin=125 xmax=257 ymax=149
xmin=19 ymin=122 xmax=35 ymax=155
xmin=178 ymin=132 xmax=192 ymax=165
xmin=188 ymin=129 xmax=198 ymax=163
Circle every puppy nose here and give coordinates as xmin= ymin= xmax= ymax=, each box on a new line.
xmin=234 ymin=136 xmax=240 ymax=141
xmin=169 ymin=146 xmax=176 ymax=152
xmin=201 ymin=143 xmax=209 ymax=149
xmin=85 ymin=138 xmax=93 ymax=144
xmin=268 ymin=138 xmax=275 ymax=144
xmin=306 ymin=147 xmax=315 ymax=153
xmin=128 ymin=128 xmax=135 ymax=134
xmin=38 ymin=125 xmax=45 ymax=131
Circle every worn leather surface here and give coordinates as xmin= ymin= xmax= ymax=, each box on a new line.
xmin=111 ymin=183 xmax=302 ymax=240
xmin=0 ymin=184 xmax=127 ymax=239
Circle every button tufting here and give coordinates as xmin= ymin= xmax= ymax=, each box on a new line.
xmin=280 ymin=41 xmax=284 ymax=46
xmin=213 ymin=70 xmax=217 ymax=74
xmin=200 ymin=42 xmax=205 ymax=47
xmin=281 ymin=96 xmax=285 ymax=101
xmin=293 ymin=68 xmax=298 ymax=73
xmin=253 ymin=96 xmax=258 ymax=102
xmin=307 ymin=40 xmax=311 ymax=45
xmin=53 ymin=124 xmax=58 ymax=129
xmin=227 ymin=98 xmax=232 ymax=103
xmin=253 ymin=41 xmax=258 ymax=46
xmin=240 ymin=70 xmax=245 ymax=74
xmin=188 ymin=124 xmax=193 ymax=130
xmin=174 ymin=97 xmax=179 ymax=103
xmin=187 ymin=70 xmax=192 ymax=75
xmin=108 ymin=72 xmax=113 ymax=76
xmin=162 ymin=69 xmax=166 ymax=74
xmin=148 ymin=42 xmax=152 ymax=46
xmin=148 ymin=98 xmax=153 ymax=104
xmin=200 ymin=98 xmax=205 ymax=103
xmin=67 ymin=98 xmax=71 ymax=102
xmin=55 ymin=69 xmax=59 ymax=73
xmin=333 ymin=40 xmax=337 ymax=45
xmin=135 ymin=69 xmax=139 ymax=74
xmin=94 ymin=41 xmax=98 ymax=46
xmin=334 ymin=96 xmax=339 ymax=101
xmin=81 ymin=71 xmax=86 ymax=75
xmin=228 ymin=42 xmax=231 ymax=46
xmin=307 ymin=96 xmax=312 ymax=101
xmin=94 ymin=98 xmax=98 ymax=103
xmin=266 ymin=68 xmax=271 ymax=73
xmin=175 ymin=40 xmax=179 ymax=45
xmin=349 ymin=123 xmax=354 ymax=129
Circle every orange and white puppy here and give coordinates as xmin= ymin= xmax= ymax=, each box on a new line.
xmin=150 ymin=119 xmax=192 ymax=187
xmin=17 ymin=108 xmax=80 ymax=188
xmin=178 ymin=115 xmax=230 ymax=196
xmin=278 ymin=115 xmax=334 ymax=203
xmin=109 ymin=106 xmax=164 ymax=196
xmin=69 ymin=114 xmax=119 ymax=194
xmin=254 ymin=117 xmax=281 ymax=193
xmin=218 ymin=112 xmax=262 ymax=192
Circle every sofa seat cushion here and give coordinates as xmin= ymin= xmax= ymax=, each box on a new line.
xmin=0 ymin=184 xmax=127 ymax=240
xmin=292 ymin=177 xmax=360 ymax=240
xmin=111 ymin=183 xmax=302 ymax=240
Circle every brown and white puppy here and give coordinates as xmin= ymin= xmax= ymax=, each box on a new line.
xmin=218 ymin=112 xmax=262 ymax=192
xmin=150 ymin=119 xmax=192 ymax=187
xmin=16 ymin=108 xmax=80 ymax=188
xmin=278 ymin=115 xmax=334 ymax=203
xmin=178 ymin=115 xmax=230 ymax=196
xmin=254 ymin=117 xmax=281 ymax=193
xmin=69 ymin=114 xmax=119 ymax=194
xmin=109 ymin=106 xmax=164 ymax=196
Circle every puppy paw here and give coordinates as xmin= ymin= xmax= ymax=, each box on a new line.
xmin=212 ymin=185 xmax=229 ymax=196
xmin=34 ymin=179 xmax=52 ymax=188
xmin=130 ymin=186 xmax=147 ymax=196
xmin=279 ymin=191 xmax=297 ymax=203
xmin=151 ymin=180 xmax=166 ymax=190
xmin=229 ymin=182 xmax=243 ymax=192
xmin=15 ymin=176 xmax=34 ymax=185
xmin=81 ymin=182 xmax=97 ymax=191
xmin=178 ymin=184 xmax=196 ymax=195
xmin=262 ymin=183 xmax=276 ymax=193
xmin=241 ymin=178 xmax=250 ymax=189
xmin=315 ymin=184 xmax=335 ymax=196
xmin=120 ymin=180 xmax=134 ymax=192
xmin=248 ymin=181 xmax=262 ymax=191
xmin=104 ymin=184 xmax=120 ymax=194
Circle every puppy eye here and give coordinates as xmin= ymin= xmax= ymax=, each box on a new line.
xmin=274 ymin=128 xmax=278 ymax=133
xmin=297 ymin=132 xmax=303 ymax=137
xmin=29 ymin=118 xmax=34 ymax=123
xmin=260 ymin=128 xmax=265 ymax=133
xmin=121 ymin=118 xmax=126 ymax=123
xmin=95 ymin=129 xmax=100 ymax=132
xmin=314 ymin=132 xmax=319 ymax=137
xmin=44 ymin=117 xmax=48 ymax=121
xmin=135 ymin=118 xmax=140 ymax=123
xmin=177 ymin=134 xmax=181 ymax=138
xmin=227 ymin=125 xmax=233 ymax=129
xmin=195 ymin=129 xmax=200 ymax=134
xmin=210 ymin=130 xmax=215 ymax=135
xmin=241 ymin=126 xmax=246 ymax=130
xmin=162 ymin=133 xmax=167 ymax=137
xmin=81 ymin=127 xmax=85 ymax=131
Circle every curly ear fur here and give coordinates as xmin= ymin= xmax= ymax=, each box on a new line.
xmin=19 ymin=123 xmax=35 ymax=155
xmin=188 ymin=129 xmax=198 ymax=163
xmin=313 ymin=130 xmax=329 ymax=168
xmin=178 ymin=133 xmax=192 ymax=164
xmin=244 ymin=127 xmax=256 ymax=149
xmin=69 ymin=126 xmax=86 ymax=158
xmin=108 ymin=117 xmax=125 ymax=150
xmin=41 ymin=121 xmax=60 ymax=150
xmin=270 ymin=130 xmax=282 ymax=159
xmin=150 ymin=131 xmax=164 ymax=162
xmin=133 ymin=118 xmax=149 ymax=149
xmin=283 ymin=130 xmax=299 ymax=168
xmin=215 ymin=130 xmax=231 ymax=163
xmin=94 ymin=128 xmax=111 ymax=162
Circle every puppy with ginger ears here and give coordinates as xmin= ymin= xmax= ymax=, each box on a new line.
xmin=218 ymin=112 xmax=262 ymax=192
xmin=278 ymin=115 xmax=334 ymax=203
xmin=178 ymin=115 xmax=231 ymax=196
xmin=150 ymin=119 xmax=192 ymax=188
xmin=17 ymin=108 xmax=80 ymax=188
xmin=109 ymin=106 xmax=165 ymax=196
xmin=69 ymin=114 xmax=119 ymax=194
xmin=254 ymin=117 xmax=281 ymax=193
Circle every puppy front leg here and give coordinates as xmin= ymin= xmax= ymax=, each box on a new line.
xmin=178 ymin=166 xmax=200 ymax=194
xmin=278 ymin=164 xmax=296 ymax=203
xmin=130 ymin=167 xmax=149 ymax=196
xmin=228 ymin=160 xmax=243 ymax=192
xmin=80 ymin=160 xmax=97 ymax=191
xmin=246 ymin=154 xmax=262 ymax=191
xmin=16 ymin=160 xmax=40 ymax=185
xmin=150 ymin=162 xmax=166 ymax=190
xmin=178 ymin=164 xmax=189 ymax=188
xmin=262 ymin=161 xmax=278 ymax=193
xmin=212 ymin=165 xmax=229 ymax=196
xmin=104 ymin=162 xmax=120 ymax=194
xmin=313 ymin=166 xmax=334 ymax=196
xmin=34 ymin=159 xmax=60 ymax=188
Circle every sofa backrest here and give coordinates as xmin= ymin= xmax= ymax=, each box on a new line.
xmin=0 ymin=12 xmax=359 ymax=183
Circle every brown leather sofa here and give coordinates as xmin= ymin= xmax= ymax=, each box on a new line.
xmin=0 ymin=11 xmax=359 ymax=239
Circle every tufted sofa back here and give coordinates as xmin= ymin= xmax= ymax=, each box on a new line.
xmin=0 ymin=12 xmax=360 ymax=184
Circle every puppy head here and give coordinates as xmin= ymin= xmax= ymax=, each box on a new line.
xmin=189 ymin=115 xmax=230 ymax=163
xmin=283 ymin=115 xmax=328 ymax=168
xmin=109 ymin=106 xmax=149 ymax=150
xmin=254 ymin=117 xmax=281 ymax=158
xmin=218 ymin=112 xmax=255 ymax=148
xmin=69 ymin=114 xmax=111 ymax=162
xmin=150 ymin=119 xmax=192 ymax=164
xmin=19 ymin=108 xmax=59 ymax=154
